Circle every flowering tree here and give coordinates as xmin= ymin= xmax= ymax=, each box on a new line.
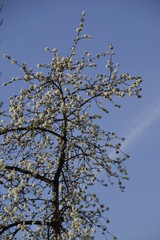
xmin=0 ymin=11 xmax=142 ymax=240
xmin=0 ymin=1 xmax=4 ymax=80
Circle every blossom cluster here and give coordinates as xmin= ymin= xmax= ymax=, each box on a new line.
xmin=0 ymin=10 xmax=142 ymax=240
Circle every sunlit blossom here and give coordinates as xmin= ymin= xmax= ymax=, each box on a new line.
xmin=0 ymin=10 xmax=142 ymax=240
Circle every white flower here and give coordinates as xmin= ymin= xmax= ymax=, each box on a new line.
xmin=2 ymin=195 xmax=6 ymax=200
xmin=30 ymin=85 xmax=36 ymax=91
xmin=110 ymin=43 xmax=113 ymax=50
xmin=3 ymin=54 xmax=9 ymax=58
xmin=82 ymin=10 xmax=86 ymax=16
xmin=83 ymin=34 xmax=88 ymax=38
xmin=0 ymin=159 xmax=5 ymax=170
xmin=22 ymin=62 xmax=27 ymax=67
xmin=11 ymin=59 xmax=17 ymax=64
xmin=21 ymin=179 xmax=26 ymax=187
xmin=51 ymin=48 xmax=57 ymax=54
xmin=45 ymin=47 xmax=50 ymax=52
xmin=120 ymin=92 xmax=125 ymax=97
xmin=76 ymin=28 xmax=81 ymax=33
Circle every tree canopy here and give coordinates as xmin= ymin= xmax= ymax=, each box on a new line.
xmin=0 ymin=11 xmax=142 ymax=240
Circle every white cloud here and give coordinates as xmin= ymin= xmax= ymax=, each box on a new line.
xmin=107 ymin=97 xmax=160 ymax=159
xmin=121 ymin=97 xmax=160 ymax=152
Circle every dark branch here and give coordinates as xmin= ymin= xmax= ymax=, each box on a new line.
xmin=0 ymin=220 xmax=48 ymax=235
xmin=0 ymin=127 xmax=63 ymax=139
xmin=5 ymin=165 xmax=53 ymax=185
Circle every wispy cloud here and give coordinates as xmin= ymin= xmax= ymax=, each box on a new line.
xmin=120 ymin=97 xmax=160 ymax=152
xmin=107 ymin=98 xmax=160 ymax=160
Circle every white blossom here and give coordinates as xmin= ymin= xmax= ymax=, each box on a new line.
xmin=0 ymin=10 xmax=142 ymax=240
xmin=45 ymin=47 xmax=50 ymax=51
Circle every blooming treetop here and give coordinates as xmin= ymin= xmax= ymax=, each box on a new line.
xmin=0 ymin=11 xmax=142 ymax=240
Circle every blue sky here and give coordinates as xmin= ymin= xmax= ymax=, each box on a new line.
xmin=1 ymin=1 xmax=160 ymax=239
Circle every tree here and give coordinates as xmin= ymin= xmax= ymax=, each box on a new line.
xmin=0 ymin=0 xmax=4 ymax=107
xmin=0 ymin=11 xmax=142 ymax=240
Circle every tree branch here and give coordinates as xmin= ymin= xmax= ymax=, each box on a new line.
xmin=5 ymin=165 xmax=53 ymax=185
xmin=0 ymin=127 xmax=63 ymax=139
